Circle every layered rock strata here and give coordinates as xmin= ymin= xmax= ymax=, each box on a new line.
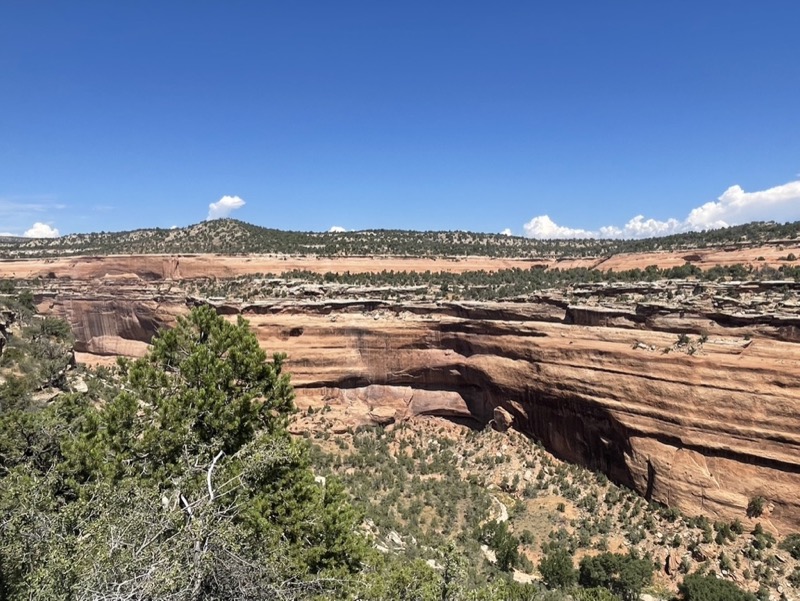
xmin=31 ymin=284 xmax=800 ymax=534
xmin=244 ymin=301 xmax=800 ymax=535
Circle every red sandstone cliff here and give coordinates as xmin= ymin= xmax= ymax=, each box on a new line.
xmin=33 ymin=282 xmax=800 ymax=535
xmin=245 ymin=302 xmax=800 ymax=535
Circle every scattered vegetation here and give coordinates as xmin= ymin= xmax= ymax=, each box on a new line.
xmin=301 ymin=410 xmax=798 ymax=599
xmin=176 ymin=260 xmax=800 ymax=305
xmin=780 ymin=533 xmax=800 ymax=560
xmin=3 ymin=217 xmax=800 ymax=258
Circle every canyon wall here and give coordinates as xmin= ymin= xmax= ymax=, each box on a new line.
xmin=245 ymin=301 xmax=800 ymax=535
xmin=36 ymin=284 xmax=800 ymax=534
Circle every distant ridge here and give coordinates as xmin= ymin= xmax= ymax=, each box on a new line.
xmin=1 ymin=218 xmax=799 ymax=259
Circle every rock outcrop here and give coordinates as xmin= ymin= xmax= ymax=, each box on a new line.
xmin=21 ymin=276 xmax=800 ymax=535
xmin=239 ymin=301 xmax=800 ymax=534
xmin=34 ymin=282 xmax=186 ymax=360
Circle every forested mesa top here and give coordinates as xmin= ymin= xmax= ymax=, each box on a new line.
xmin=2 ymin=218 xmax=800 ymax=259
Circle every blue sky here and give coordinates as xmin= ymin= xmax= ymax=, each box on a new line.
xmin=2 ymin=1 xmax=799 ymax=238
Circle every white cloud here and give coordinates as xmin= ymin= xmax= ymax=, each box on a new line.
xmin=686 ymin=180 xmax=800 ymax=230
xmin=0 ymin=232 xmax=16 ymax=237
xmin=23 ymin=222 xmax=60 ymax=238
xmin=170 ymin=225 xmax=178 ymax=230
xmin=523 ymin=179 xmax=800 ymax=240
xmin=598 ymin=215 xmax=684 ymax=239
xmin=207 ymin=195 xmax=245 ymax=220
xmin=523 ymin=215 xmax=594 ymax=239
xmin=501 ymin=228 xmax=513 ymax=236
xmin=328 ymin=225 xmax=346 ymax=233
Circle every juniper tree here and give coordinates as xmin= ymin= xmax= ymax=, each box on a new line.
xmin=0 ymin=305 xmax=367 ymax=600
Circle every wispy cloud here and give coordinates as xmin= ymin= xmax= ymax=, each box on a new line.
xmin=523 ymin=179 xmax=800 ymax=239
xmin=0 ymin=196 xmax=65 ymax=236
xmin=207 ymin=195 xmax=245 ymax=220
xmin=0 ymin=196 xmax=64 ymax=218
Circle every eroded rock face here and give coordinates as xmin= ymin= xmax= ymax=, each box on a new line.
xmin=240 ymin=304 xmax=800 ymax=532
xmin=32 ymin=285 xmax=800 ymax=534
xmin=35 ymin=282 xmax=186 ymax=359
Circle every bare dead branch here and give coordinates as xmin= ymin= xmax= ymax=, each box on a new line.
xmin=207 ymin=450 xmax=224 ymax=501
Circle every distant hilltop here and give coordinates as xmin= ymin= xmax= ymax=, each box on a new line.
xmin=1 ymin=218 xmax=799 ymax=260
